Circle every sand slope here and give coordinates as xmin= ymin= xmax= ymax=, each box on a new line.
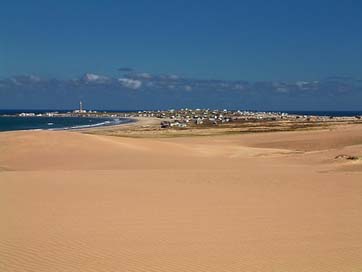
xmin=1 ymin=126 xmax=362 ymax=271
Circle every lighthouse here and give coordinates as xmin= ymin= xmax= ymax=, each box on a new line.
xmin=74 ymin=101 xmax=86 ymax=113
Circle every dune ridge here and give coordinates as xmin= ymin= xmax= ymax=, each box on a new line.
xmin=1 ymin=125 xmax=362 ymax=271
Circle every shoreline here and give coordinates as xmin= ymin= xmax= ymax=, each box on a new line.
xmin=77 ymin=116 xmax=159 ymax=132
xmin=0 ymin=116 xmax=135 ymax=133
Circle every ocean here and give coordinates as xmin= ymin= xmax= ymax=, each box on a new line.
xmin=0 ymin=110 xmax=132 ymax=132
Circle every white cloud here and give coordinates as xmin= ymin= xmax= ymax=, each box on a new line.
xmin=84 ymin=73 xmax=102 ymax=81
xmin=184 ymin=85 xmax=192 ymax=91
xmin=28 ymin=75 xmax=41 ymax=82
xmin=167 ymin=74 xmax=179 ymax=80
xmin=233 ymin=84 xmax=245 ymax=90
xmin=276 ymin=87 xmax=289 ymax=93
xmin=135 ymin=73 xmax=152 ymax=79
xmin=82 ymin=73 xmax=109 ymax=83
xmin=118 ymin=78 xmax=142 ymax=89
xmin=9 ymin=74 xmax=42 ymax=85
xmin=295 ymin=81 xmax=309 ymax=88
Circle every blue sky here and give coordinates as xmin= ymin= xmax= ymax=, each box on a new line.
xmin=1 ymin=0 xmax=362 ymax=81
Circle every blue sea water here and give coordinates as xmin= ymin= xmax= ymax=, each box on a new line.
xmin=0 ymin=110 xmax=132 ymax=132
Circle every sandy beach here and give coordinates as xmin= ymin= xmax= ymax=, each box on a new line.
xmin=1 ymin=123 xmax=362 ymax=271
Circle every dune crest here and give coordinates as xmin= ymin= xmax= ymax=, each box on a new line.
xmin=1 ymin=126 xmax=362 ymax=271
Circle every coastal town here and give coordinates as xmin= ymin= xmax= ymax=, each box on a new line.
xmin=5 ymin=100 xmax=362 ymax=131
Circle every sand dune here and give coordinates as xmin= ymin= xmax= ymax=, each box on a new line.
xmin=1 ymin=125 xmax=362 ymax=271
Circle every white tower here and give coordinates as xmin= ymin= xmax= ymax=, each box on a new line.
xmin=79 ymin=101 xmax=83 ymax=112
